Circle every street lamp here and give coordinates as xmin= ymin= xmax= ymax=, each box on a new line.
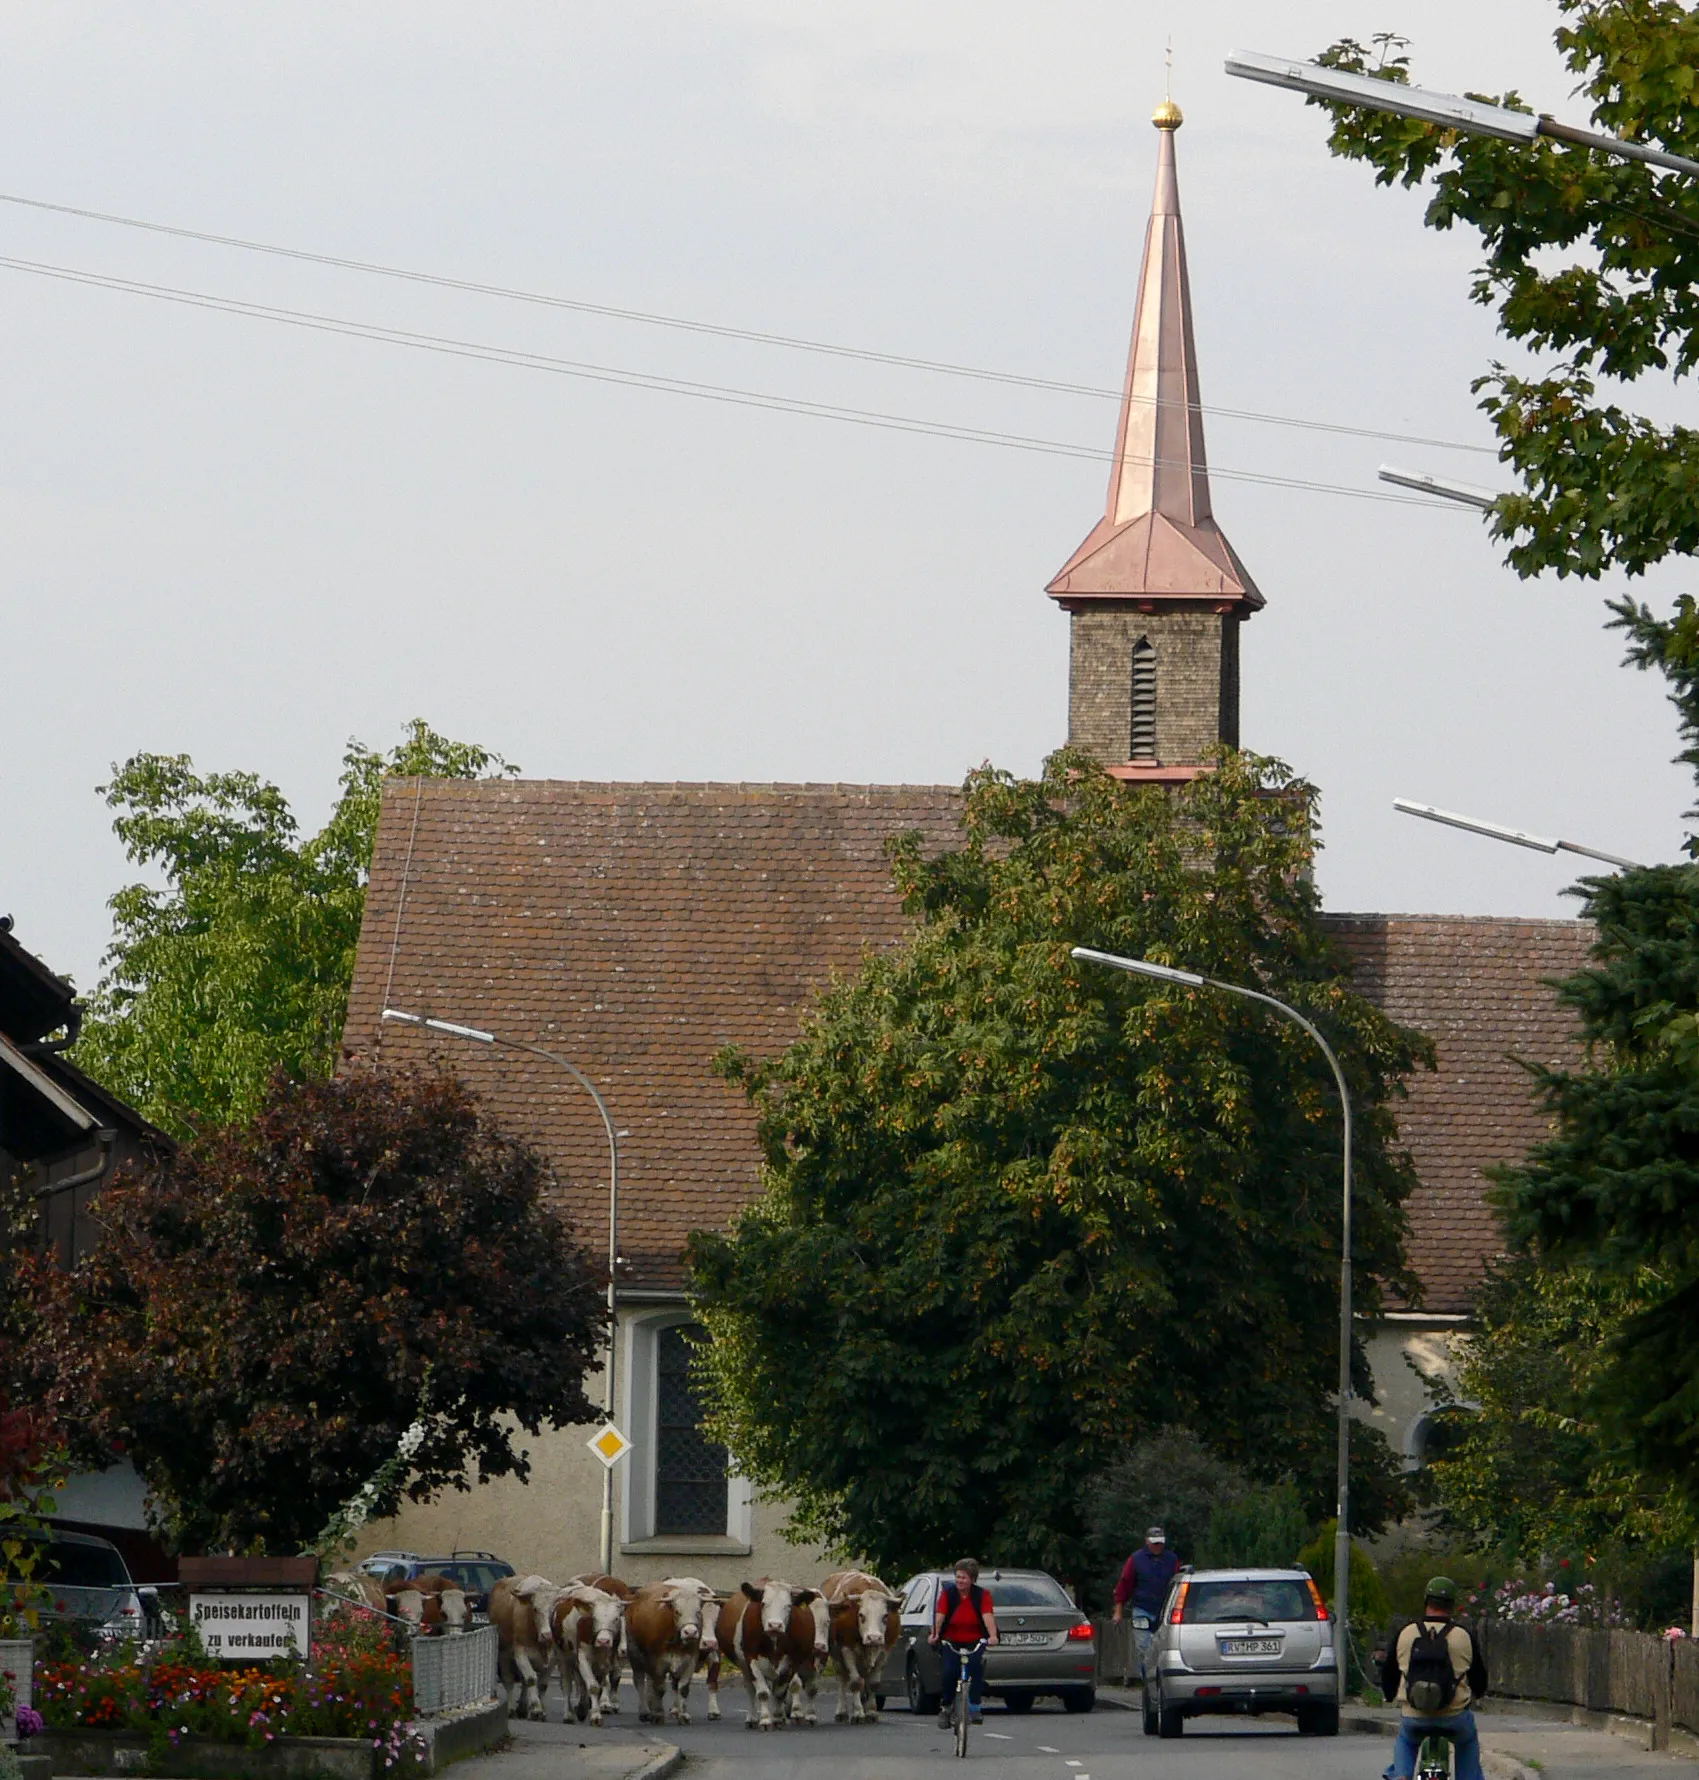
xmin=382 ymin=1007 xmax=624 ymax=1572
xmin=1377 ymin=466 xmax=1498 ymax=511
xmin=1225 ymin=49 xmax=1699 ymax=179
xmin=1069 ymin=947 xmax=1358 ymax=1647
xmin=1393 ymin=798 xmax=1644 ymax=870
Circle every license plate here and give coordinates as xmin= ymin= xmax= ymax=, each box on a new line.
xmin=1220 ymin=1637 xmax=1282 ymax=1656
xmin=999 ymin=1632 xmax=1052 ymax=1648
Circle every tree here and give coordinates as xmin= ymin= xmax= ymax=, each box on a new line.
xmin=687 ymin=749 xmax=1428 ymax=1579
xmin=74 ymin=721 xmax=516 ymax=1138
xmin=1421 ymin=1254 xmax=1691 ymax=1554
xmin=28 ymin=1067 xmax=604 ymax=1554
xmin=1307 ymin=0 xmax=1699 ymax=1542
xmin=1492 ymin=868 xmax=1699 ymax=1522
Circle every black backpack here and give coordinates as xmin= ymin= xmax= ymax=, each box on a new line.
xmin=1405 ymin=1618 xmax=1460 ymax=1715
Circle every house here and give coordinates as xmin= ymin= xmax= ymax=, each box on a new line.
xmin=341 ymin=99 xmax=1589 ymax=1585
xmin=0 ymin=916 xmax=177 ymax=1580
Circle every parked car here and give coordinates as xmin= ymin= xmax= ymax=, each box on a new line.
xmin=895 ymin=1568 xmax=1096 ymax=1715
xmin=358 ymin=1551 xmax=515 ymax=1623
xmin=1141 ymin=1567 xmax=1339 ymax=1737
xmin=31 ymin=1529 xmax=150 ymax=1642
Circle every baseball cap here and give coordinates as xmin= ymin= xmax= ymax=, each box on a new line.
xmin=1424 ymin=1576 xmax=1458 ymax=1607
xmin=1146 ymin=1526 xmax=1166 ymax=1542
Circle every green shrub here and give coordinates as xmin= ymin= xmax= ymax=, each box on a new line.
xmin=1199 ymin=1481 xmax=1313 ymax=1569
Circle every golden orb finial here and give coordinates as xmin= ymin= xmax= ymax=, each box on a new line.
xmin=1152 ymin=96 xmax=1183 ymax=129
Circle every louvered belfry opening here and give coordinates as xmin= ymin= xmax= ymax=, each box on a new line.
xmin=654 ymin=1322 xmax=729 ymax=1536
xmin=1130 ymin=638 xmax=1157 ymax=760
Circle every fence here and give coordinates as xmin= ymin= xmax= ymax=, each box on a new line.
xmin=1093 ymin=1618 xmax=1140 ymax=1686
xmin=410 ymin=1623 xmax=499 ymax=1718
xmin=1477 ymin=1622 xmax=1698 ymax=1746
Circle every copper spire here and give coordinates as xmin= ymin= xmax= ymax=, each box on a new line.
xmin=1047 ymin=101 xmax=1262 ymax=609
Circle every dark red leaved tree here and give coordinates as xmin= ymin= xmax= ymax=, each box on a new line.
xmin=34 ymin=1067 xmax=604 ymax=1553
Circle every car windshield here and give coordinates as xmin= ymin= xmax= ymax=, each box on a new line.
xmin=1183 ymin=1579 xmax=1316 ymax=1624
xmin=45 ymin=1541 xmax=130 ymax=1589
xmin=437 ymin=1563 xmax=509 ymax=1591
xmin=957 ymin=1576 xmax=1071 ymax=1609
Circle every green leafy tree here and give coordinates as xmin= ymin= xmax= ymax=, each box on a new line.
xmin=1423 ymin=1254 xmax=1692 ymax=1554
xmin=28 ymin=1067 xmax=604 ymax=1554
xmin=687 ymin=749 xmax=1428 ymax=1578
xmin=74 ymin=721 xmax=516 ymax=1138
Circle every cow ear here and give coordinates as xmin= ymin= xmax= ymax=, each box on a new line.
xmin=798 ymin=1589 xmax=821 ymax=1605
xmin=741 ymin=1582 xmax=760 ymax=1602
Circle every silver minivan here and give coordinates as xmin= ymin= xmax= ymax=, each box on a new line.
xmin=1142 ymin=1568 xmax=1339 ymax=1737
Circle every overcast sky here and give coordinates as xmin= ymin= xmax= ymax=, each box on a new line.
xmin=5 ymin=0 xmax=1690 ymax=991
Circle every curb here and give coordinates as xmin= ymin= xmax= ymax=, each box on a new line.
xmin=625 ymin=1748 xmax=683 ymax=1780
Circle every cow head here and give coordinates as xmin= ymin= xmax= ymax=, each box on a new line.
xmin=849 ymin=1586 xmax=901 ymax=1647
xmin=508 ymin=1575 xmax=563 ymax=1650
xmin=742 ymin=1578 xmax=819 ymax=1640
xmin=557 ymin=1586 xmax=625 ymax=1651
xmin=661 ymin=1578 xmax=719 ymax=1651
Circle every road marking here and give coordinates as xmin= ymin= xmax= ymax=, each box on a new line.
xmin=1066 ymin=1763 xmax=1083 ymax=1769
xmin=984 ymin=1732 xmax=1013 ymax=1740
xmin=1036 ymin=1746 xmax=1059 ymax=1754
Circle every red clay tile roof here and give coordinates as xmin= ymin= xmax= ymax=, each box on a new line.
xmin=1322 ymin=914 xmax=1593 ymax=1313
xmin=342 ymin=781 xmax=1594 ymax=1311
xmin=342 ymin=780 xmax=964 ymax=1292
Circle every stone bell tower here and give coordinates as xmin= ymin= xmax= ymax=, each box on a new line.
xmin=1047 ymin=96 xmax=1263 ymax=780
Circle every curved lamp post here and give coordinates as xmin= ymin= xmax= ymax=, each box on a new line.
xmin=382 ymin=1006 xmax=622 ymax=1572
xmin=1069 ymin=947 xmax=1357 ymax=1647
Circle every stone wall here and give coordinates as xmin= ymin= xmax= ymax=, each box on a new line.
xmin=1067 ymin=607 xmax=1231 ymax=765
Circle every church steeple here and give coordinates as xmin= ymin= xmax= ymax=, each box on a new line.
xmin=1048 ymin=99 xmax=1263 ymax=781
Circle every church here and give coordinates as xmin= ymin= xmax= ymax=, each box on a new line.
xmin=343 ymin=98 xmax=1591 ymax=1585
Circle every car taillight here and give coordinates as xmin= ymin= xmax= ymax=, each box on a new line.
xmin=1067 ymin=1621 xmax=1094 ymax=1641
xmin=1169 ymin=1581 xmax=1190 ymax=1625
xmin=1306 ymin=1579 xmax=1331 ymax=1621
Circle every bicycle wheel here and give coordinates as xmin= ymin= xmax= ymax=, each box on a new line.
xmin=954 ymin=1680 xmax=969 ymax=1757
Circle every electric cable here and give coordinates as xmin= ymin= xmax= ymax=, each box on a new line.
xmin=0 ymin=251 xmax=1467 ymax=508
xmin=0 ymin=187 xmax=1498 ymax=456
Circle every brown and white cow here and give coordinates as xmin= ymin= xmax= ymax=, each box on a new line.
xmin=569 ymin=1574 xmax=636 ymax=1715
xmin=388 ymin=1571 xmax=469 ymax=1637
xmin=776 ymin=1592 xmax=833 ymax=1725
xmin=822 ymin=1570 xmax=903 ymax=1723
xmin=550 ymin=1586 xmax=628 ymax=1727
xmin=624 ymin=1577 xmax=718 ymax=1725
xmin=707 ymin=1578 xmax=822 ymax=1730
xmin=322 ymin=1570 xmax=390 ymax=1618
xmin=488 ymin=1574 xmax=561 ymax=1720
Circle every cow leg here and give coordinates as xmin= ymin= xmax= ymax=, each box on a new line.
xmin=864 ymin=1649 xmax=888 ymax=1722
xmin=512 ymin=1646 xmax=546 ymax=1721
xmin=795 ymin=1661 xmax=820 ymax=1726
xmin=706 ymin=1648 xmax=722 ymax=1720
xmin=670 ymin=1655 xmax=694 ymax=1725
xmin=575 ymin=1649 xmax=602 ymax=1727
xmin=745 ymin=1656 xmax=777 ymax=1730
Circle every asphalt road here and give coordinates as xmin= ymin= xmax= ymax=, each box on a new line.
xmin=509 ymin=1690 xmax=1380 ymax=1780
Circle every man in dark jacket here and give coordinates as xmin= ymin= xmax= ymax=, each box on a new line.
xmin=1111 ymin=1527 xmax=1180 ymax=1667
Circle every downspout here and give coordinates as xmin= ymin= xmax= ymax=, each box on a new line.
xmin=34 ymin=1127 xmax=116 ymax=1202
xmin=21 ymin=1002 xmax=84 ymax=1057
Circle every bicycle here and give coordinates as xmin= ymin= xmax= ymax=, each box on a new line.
xmin=1416 ymin=1726 xmax=1457 ymax=1780
xmin=946 ymin=1638 xmax=989 ymax=1757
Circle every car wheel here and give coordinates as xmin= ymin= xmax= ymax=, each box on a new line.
xmin=1061 ymin=1688 xmax=1095 ymax=1715
xmin=1158 ymin=1701 xmax=1185 ymax=1739
xmin=1297 ymin=1703 xmax=1339 ymax=1737
xmin=1143 ymin=1687 xmax=1159 ymax=1737
xmin=873 ymin=1694 xmax=887 ymax=1713
xmin=906 ymin=1657 xmax=939 ymax=1717
xmin=1001 ymin=1691 xmax=1035 ymax=1714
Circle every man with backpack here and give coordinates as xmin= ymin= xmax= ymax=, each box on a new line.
xmin=929 ymin=1557 xmax=1000 ymax=1727
xmin=1378 ymin=1577 xmax=1489 ymax=1780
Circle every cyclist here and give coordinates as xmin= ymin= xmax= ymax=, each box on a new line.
xmin=1378 ymin=1576 xmax=1489 ymax=1780
xmin=929 ymin=1557 xmax=999 ymax=1728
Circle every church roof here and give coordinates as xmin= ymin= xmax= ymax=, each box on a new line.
xmin=1048 ymin=103 xmax=1263 ymax=610
xmin=345 ymin=779 xmax=1586 ymax=1309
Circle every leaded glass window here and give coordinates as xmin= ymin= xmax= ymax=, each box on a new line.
xmin=654 ymin=1323 xmax=728 ymax=1536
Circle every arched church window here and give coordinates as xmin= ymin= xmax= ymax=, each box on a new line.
xmin=1130 ymin=638 xmax=1157 ymax=761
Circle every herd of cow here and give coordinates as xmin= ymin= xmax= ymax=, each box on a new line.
xmin=322 ymin=1561 xmax=904 ymax=1732
xmin=492 ymin=1569 xmax=904 ymax=1732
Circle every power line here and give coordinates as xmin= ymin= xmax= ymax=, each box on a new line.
xmin=0 ymin=251 xmax=1466 ymax=509
xmin=0 ymin=187 xmax=1498 ymax=456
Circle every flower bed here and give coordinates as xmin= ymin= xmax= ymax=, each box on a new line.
xmin=35 ymin=1644 xmax=419 ymax=1772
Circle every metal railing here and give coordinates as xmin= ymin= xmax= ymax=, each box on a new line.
xmin=411 ymin=1623 xmax=499 ymax=1717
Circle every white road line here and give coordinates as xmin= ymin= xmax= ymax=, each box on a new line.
xmin=985 ymin=1732 xmax=1013 ymax=1740
xmin=1037 ymin=1746 xmax=1060 ymax=1754
xmin=1066 ymin=1762 xmax=1083 ymax=1769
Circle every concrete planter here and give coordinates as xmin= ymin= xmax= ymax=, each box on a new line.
xmin=35 ymin=1728 xmax=374 ymax=1780
xmin=0 ymin=1637 xmax=33 ymax=1744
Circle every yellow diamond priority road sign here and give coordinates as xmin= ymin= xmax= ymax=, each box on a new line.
xmin=587 ymin=1424 xmax=631 ymax=1468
